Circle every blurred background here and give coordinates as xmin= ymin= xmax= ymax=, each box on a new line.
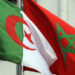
xmin=0 ymin=0 xmax=75 ymax=75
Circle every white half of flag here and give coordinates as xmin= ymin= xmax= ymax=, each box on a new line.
xmin=20 ymin=11 xmax=57 ymax=75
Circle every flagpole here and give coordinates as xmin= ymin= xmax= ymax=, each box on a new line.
xmin=17 ymin=0 xmax=23 ymax=75
xmin=17 ymin=0 xmax=21 ymax=8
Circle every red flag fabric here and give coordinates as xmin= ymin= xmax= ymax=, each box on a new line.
xmin=24 ymin=0 xmax=75 ymax=75
xmin=66 ymin=53 xmax=75 ymax=75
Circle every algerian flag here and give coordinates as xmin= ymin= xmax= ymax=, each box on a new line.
xmin=0 ymin=0 xmax=57 ymax=75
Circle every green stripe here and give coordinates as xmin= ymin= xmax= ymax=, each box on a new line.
xmin=0 ymin=0 xmax=23 ymax=64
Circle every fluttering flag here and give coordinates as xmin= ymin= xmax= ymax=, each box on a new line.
xmin=24 ymin=0 xmax=75 ymax=75
xmin=0 ymin=0 xmax=54 ymax=75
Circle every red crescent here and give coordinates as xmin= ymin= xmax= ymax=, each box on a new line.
xmin=5 ymin=15 xmax=35 ymax=50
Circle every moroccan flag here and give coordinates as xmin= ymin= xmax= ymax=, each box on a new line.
xmin=24 ymin=0 xmax=75 ymax=75
xmin=0 ymin=0 xmax=53 ymax=75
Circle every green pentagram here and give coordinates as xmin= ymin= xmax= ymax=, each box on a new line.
xmin=57 ymin=23 xmax=75 ymax=63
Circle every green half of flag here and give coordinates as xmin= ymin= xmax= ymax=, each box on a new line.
xmin=0 ymin=0 xmax=23 ymax=64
